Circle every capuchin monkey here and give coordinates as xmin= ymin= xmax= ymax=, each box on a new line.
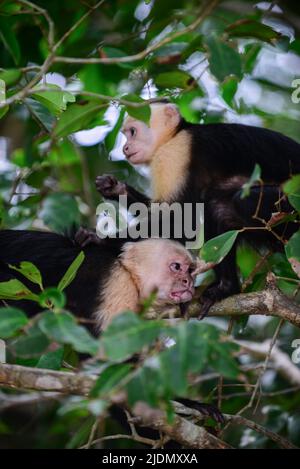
xmin=0 ymin=228 xmax=211 ymax=331
xmin=95 ymin=102 xmax=300 ymax=316
xmin=0 ymin=229 xmax=224 ymax=424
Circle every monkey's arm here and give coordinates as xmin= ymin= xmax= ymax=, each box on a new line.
xmin=96 ymin=174 xmax=150 ymax=206
xmin=199 ymin=184 xmax=299 ymax=318
xmin=233 ymin=184 xmax=295 ymax=226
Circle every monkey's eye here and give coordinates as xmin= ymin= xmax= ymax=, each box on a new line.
xmin=170 ymin=262 xmax=181 ymax=272
xmin=188 ymin=266 xmax=195 ymax=274
xmin=130 ymin=127 xmax=136 ymax=137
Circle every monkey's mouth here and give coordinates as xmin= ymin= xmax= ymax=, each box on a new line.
xmin=170 ymin=289 xmax=193 ymax=303
xmin=126 ymin=151 xmax=139 ymax=161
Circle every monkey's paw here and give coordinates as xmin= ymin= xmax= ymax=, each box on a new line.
xmin=199 ymin=282 xmax=239 ymax=320
xmin=95 ymin=174 xmax=127 ymax=199
xmin=176 ymin=398 xmax=225 ymax=424
xmin=75 ymin=227 xmax=102 ymax=248
xmin=198 ymin=295 xmax=215 ymax=320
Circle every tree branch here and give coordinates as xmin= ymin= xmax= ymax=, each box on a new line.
xmin=2 ymin=362 xmax=297 ymax=449
xmin=53 ymin=0 xmax=220 ymax=65
xmin=172 ymin=401 xmax=297 ymax=449
xmin=0 ymin=362 xmax=229 ymax=449
xmin=0 ymin=0 xmax=220 ymax=110
xmin=0 ymin=362 xmax=97 ymax=394
xmin=17 ymin=0 xmax=55 ymax=49
xmin=147 ymin=274 xmax=300 ymax=328
xmin=131 ymin=401 xmax=232 ymax=449
xmin=234 ymin=339 xmax=300 ymax=386
xmin=223 ymin=414 xmax=297 ymax=449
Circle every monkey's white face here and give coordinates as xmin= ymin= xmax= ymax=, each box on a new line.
xmin=155 ymin=252 xmax=197 ymax=304
xmin=122 ymin=118 xmax=156 ymax=164
xmin=132 ymin=241 xmax=199 ymax=305
xmin=122 ymin=239 xmax=214 ymax=308
xmin=121 ymin=104 xmax=181 ymax=165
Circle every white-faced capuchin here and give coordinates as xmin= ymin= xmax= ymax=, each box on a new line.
xmin=0 ymin=228 xmax=225 ymax=424
xmin=0 ymin=228 xmax=211 ymax=331
xmin=95 ymin=102 xmax=300 ymax=316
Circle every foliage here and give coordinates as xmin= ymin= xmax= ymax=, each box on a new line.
xmin=0 ymin=0 xmax=300 ymax=450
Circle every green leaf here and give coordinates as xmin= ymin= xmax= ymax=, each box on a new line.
xmin=38 ymin=311 xmax=99 ymax=355
xmin=127 ymin=363 xmax=165 ymax=407
xmin=36 ymin=347 xmax=64 ymax=370
xmin=155 ymin=71 xmax=194 ymax=89
xmin=57 ymin=251 xmax=85 ymax=292
xmin=241 ymin=164 xmax=262 ymax=199
xmin=181 ymin=36 xmax=204 ymax=60
xmin=206 ymin=35 xmax=242 ymax=82
xmin=24 ymin=97 xmax=55 ymax=132
xmin=127 ymin=322 xmax=239 ymax=407
xmin=40 ymin=193 xmax=80 ymax=233
xmin=91 ymin=363 xmax=133 ymax=397
xmin=31 ymin=84 xmax=75 ymax=117
xmin=221 ymin=76 xmax=239 ymax=107
xmin=285 ymin=230 xmax=300 ymax=279
xmin=186 ymin=322 xmax=239 ymax=378
xmin=101 ymin=312 xmax=165 ymax=361
xmin=12 ymin=324 xmax=50 ymax=358
xmin=122 ymin=94 xmax=150 ymax=124
xmin=105 ymin=108 xmax=125 ymax=153
xmin=0 ymin=279 xmax=39 ymax=302
xmin=283 ymin=174 xmax=300 ymax=211
xmin=183 ymin=322 xmax=211 ymax=373
xmin=47 ymin=139 xmax=81 ymax=167
xmin=0 ymin=78 xmax=8 ymax=119
xmin=39 ymin=287 xmax=66 ymax=309
xmin=9 ymin=261 xmax=43 ymax=290
xmin=53 ymin=100 xmax=107 ymax=138
xmin=0 ymin=17 xmax=20 ymax=64
xmin=0 ymin=68 xmax=22 ymax=86
xmin=200 ymin=230 xmax=239 ymax=264
xmin=226 ymin=19 xmax=281 ymax=44
xmin=242 ymin=44 xmax=261 ymax=74
xmin=0 ymin=1 xmax=21 ymax=15
xmin=66 ymin=416 xmax=95 ymax=449
xmin=0 ymin=307 xmax=28 ymax=338
xmin=212 ymin=342 xmax=240 ymax=379
xmin=126 ymin=322 xmax=239 ymax=407
xmin=159 ymin=322 xmax=189 ymax=395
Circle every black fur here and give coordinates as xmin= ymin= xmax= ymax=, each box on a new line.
xmin=96 ymin=121 xmax=300 ymax=314
xmin=0 ymin=230 xmax=121 ymax=330
xmin=180 ymin=123 xmax=300 ymax=312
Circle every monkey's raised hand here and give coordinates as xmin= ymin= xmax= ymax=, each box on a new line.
xmin=96 ymin=174 xmax=151 ymax=206
xmin=95 ymin=174 xmax=127 ymax=199
xmin=75 ymin=227 xmax=102 ymax=248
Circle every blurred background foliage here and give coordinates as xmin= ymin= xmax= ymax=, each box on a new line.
xmin=0 ymin=0 xmax=300 ymax=449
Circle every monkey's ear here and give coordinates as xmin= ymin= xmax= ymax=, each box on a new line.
xmin=192 ymin=257 xmax=215 ymax=276
xmin=164 ymin=103 xmax=179 ymax=116
xmin=163 ymin=103 xmax=180 ymax=121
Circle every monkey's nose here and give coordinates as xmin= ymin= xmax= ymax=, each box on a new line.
xmin=123 ymin=144 xmax=129 ymax=155
xmin=182 ymin=278 xmax=190 ymax=287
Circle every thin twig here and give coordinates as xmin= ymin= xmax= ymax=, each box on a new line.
xmin=54 ymin=0 xmax=221 ymax=65
xmin=53 ymin=0 xmax=106 ymax=53
xmin=224 ymin=414 xmax=297 ymax=449
xmin=80 ymin=433 xmax=157 ymax=448
xmin=17 ymin=0 xmax=55 ymax=49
